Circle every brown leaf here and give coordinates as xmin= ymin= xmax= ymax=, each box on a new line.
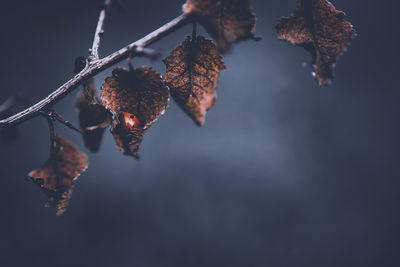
xmin=101 ymin=66 xmax=169 ymax=158
xmin=76 ymin=78 xmax=112 ymax=152
xmin=27 ymin=136 xmax=88 ymax=216
xmin=183 ymin=0 xmax=257 ymax=52
xmin=276 ymin=0 xmax=356 ymax=85
xmin=163 ymin=35 xmax=225 ymax=125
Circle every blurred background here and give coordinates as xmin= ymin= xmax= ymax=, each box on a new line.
xmin=0 ymin=0 xmax=399 ymax=266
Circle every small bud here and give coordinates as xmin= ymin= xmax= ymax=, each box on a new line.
xmin=74 ymin=56 xmax=87 ymax=74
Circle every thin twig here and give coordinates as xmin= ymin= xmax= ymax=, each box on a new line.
xmin=81 ymin=0 xmax=112 ymax=119
xmin=89 ymin=0 xmax=112 ymax=61
xmin=50 ymin=111 xmax=82 ymax=134
xmin=41 ymin=109 xmax=82 ymax=135
xmin=40 ymin=111 xmax=56 ymax=156
xmin=0 ymin=14 xmax=191 ymax=128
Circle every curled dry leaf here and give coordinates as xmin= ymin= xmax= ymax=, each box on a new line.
xmin=164 ymin=35 xmax=225 ymax=125
xmin=276 ymin=0 xmax=356 ymax=85
xmin=101 ymin=66 xmax=169 ymax=158
xmin=183 ymin=0 xmax=257 ymax=52
xmin=27 ymin=136 xmax=88 ymax=216
xmin=76 ymin=78 xmax=112 ymax=152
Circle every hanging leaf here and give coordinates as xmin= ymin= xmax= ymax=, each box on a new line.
xmin=163 ymin=35 xmax=225 ymax=125
xmin=101 ymin=66 xmax=169 ymax=158
xmin=183 ymin=0 xmax=258 ymax=52
xmin=76 ymin=78 xmax=112 ymax=152
xmin=276 ymin=0 xmax=356 ymax=85
xmin=27 ymin=136 xmax=88 ymax=216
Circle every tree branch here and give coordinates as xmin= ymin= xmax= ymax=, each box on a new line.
xmin=89 ymin=0 xmax=111 ymax=61
xmin=0 ymin=14 xmax=191 ymax=128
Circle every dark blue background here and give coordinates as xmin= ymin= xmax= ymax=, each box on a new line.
xmin=1 ymin=0 xmax=399 ymax=266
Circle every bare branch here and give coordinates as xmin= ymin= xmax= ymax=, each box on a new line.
xmin=89 ymin=0 xmax=112 ymax=61
xmin=0 ymin=96 xmax=28 ymax=115
xmin=0 ymin=14 xmax=191 ymax=128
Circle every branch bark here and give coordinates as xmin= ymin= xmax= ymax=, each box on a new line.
xmin=89 ymin=0 xmax=111 ymax=61
xmin=0 ymin=14 xmax=191 ymax=128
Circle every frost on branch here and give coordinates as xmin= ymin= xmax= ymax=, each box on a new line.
xmin=183 ymin=0 xmax=257 ymax=52
xmin=164 ymin=35 xmax=225 ymax=125
xmin=101 ymin=66 xmax=169 ymax=158
xmin=76 ymin=78 xmax=112 ymax=152
xmin=276 ymin=0 xmax=356 ymax=85
xmin=27 ymin=136 xmax=88 ymax=216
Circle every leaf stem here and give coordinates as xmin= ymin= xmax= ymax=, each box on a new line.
xmin=40 ymin=111 xmax=56 ymax=156
xmin=50 ymin=110 xmax=83 ymax=135
xmin=192 ymin=20 xmax=197 ymax=40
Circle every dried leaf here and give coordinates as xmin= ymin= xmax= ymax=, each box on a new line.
xmin=163 ymin=35 xmax=225 ymax=125
xmin=183 ymin=0 xmax=257 ymax=52
xmin=276 ymin=0 xmax=356 ymax=85
xmin=101 ymin=66 xmax=169 ymax=158
xmin=76 ymin=78 xmax=112 ymax=152
xmin=27 ymin=136 xmax=88 ymax=216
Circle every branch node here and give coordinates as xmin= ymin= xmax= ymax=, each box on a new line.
xmin=74 ymin=57 xmax=88 ymax=74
